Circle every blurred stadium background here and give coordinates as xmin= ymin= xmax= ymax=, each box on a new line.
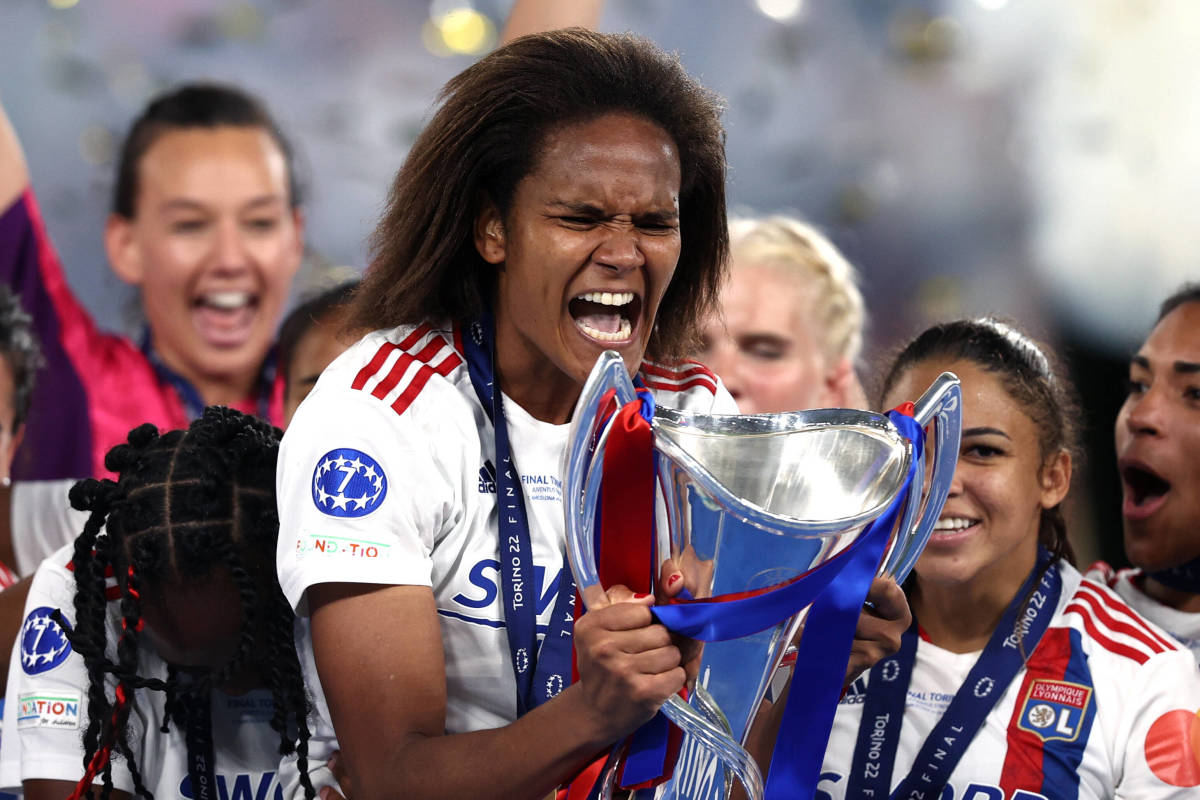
xmin=3 ymin=0 xmax=1197 ymax=566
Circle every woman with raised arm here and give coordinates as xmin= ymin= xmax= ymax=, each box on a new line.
xmin=0 ymin=85 xmax=304 ymax=575
xmin=816 ymin=319 xmax=1200 ymax=799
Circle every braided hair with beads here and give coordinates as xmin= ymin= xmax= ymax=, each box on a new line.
xmin=53 ymin=407 xmax=315 ymax=800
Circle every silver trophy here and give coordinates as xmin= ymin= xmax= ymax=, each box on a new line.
xmin=563 ymin=352 xmax=962 ymax=800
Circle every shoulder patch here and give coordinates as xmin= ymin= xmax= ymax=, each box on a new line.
xmin=17 ymin=689 xmax=81 ymax=729
xmin=312 ymin=448 xmax=388 ymax=518
xmin=20 ymin=606 xmax=73 ymax=675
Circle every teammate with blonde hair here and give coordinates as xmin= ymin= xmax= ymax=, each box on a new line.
xmin=698 ymin=215 xmax=867 ymax=412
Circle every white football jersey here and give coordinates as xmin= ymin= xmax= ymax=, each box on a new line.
xmin=275 ymin=322 xmax=736 ymax=797
xmin=820 ymin=562 xmax=1200 ymax=799
xmin=0 ymin=545 xmax=293 ymax=799
xmin=1085 ymin=562 xmax=1200 ymax=665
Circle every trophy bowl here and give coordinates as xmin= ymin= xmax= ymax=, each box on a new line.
xmin=564 ymin=353 xmax=962 ymax=800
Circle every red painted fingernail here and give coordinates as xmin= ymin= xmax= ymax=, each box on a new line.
xmin=634 ymin=592 xmax=650 ymax=599
xmin=668 ymin=574 xmax=682 ymax=586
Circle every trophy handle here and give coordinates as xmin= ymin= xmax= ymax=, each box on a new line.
xmin=564 ymin=350 xmax=638 ymax=608
xmin=878 ymin=372 xmax=963 ymax=584
xmin=564 ymin=351 xmax=767 ymax=800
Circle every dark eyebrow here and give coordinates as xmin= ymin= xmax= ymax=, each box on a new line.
xmin=962 ymin=426 xmax=1011 ymax=440
xmin=1129 ymin=355 xmax=1200 ymax=375
xmin=737 ymin=332 xmax=789 ymax=347
xmin=547 ymin=200 xmax=679 ymax=223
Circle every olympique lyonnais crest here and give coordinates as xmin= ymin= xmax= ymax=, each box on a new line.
xmin=1017 ymin=678 xmax=1093 ymax=743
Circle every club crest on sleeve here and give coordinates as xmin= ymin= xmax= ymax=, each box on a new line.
xmin=312 ymin=448 xmax=387 ymax=518
xmin=20 ymin=606 xmax=73 ymax=675
xmin=1017 ymin=678 xmax=1092 ymax=743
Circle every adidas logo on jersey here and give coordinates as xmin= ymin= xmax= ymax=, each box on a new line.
xmin=478 ymin=460 xmax=496 ymax=494
xmin=842 ymin=676 xmax=868 ymax=705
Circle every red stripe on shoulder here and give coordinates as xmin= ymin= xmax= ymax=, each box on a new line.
xmin=1063 ymin=600 xmax=1151 ymax=664
xmin=1075 ymin=581 xmax=1176 ymax=652
xmin=348 ymin=327 xmax=462 ymax=419
xmin=350 ymin=324 xmax=433 ymax=390
xmin=391 ymin=351 xmax=463 ymax=417
xmin=641 ymin=360 xmax=718 ymax=382
xmin=371 ymin=338 xmax=448 ymax=401
xmin=642 ymin=376 xmax=718 ymax=395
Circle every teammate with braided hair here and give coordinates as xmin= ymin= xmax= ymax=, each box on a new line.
xmin=0 ymin=406 xmax=315 ymax=800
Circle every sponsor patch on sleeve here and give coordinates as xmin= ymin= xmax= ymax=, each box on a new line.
xmin=19 ymin=606 xmax=73 ymax=675
xmin=311 ymin=448 xmax=387 ymax=518
xmin=17 ymin=690 xmax=81 ymax=729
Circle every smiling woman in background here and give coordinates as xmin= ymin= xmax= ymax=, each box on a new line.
xmin=817 ymin=318 xmax=1200 ymax=799
xmin=0 ymin=85 xmax=304 ymax=575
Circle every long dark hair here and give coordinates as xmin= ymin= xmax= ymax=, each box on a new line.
xmin=351 ymin=28 xmax=729 ymax=360
xmin=57 ymin=407 xmax=313 ymax=799
xmin=879 ymin=317 xmax=1081 ymax=567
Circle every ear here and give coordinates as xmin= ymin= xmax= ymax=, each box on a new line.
xmin=105 ymin=214 xmax=144 ymax=286
xmin=825 ymin=356 xmax=869 ymax=410
xmin=473 ymin=201 xmax=507 ymax=265
xmin=1039 ymin=448 xmax=1072 ymax=510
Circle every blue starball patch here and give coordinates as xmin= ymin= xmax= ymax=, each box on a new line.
xmin=20 ymin=606 xmax=73 ymax=675
xmin=312 ymin=448 xmax=388 ymax=518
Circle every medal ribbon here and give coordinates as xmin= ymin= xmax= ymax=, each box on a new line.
xmin=847 ymin=548 xmax=1062 ymax=798
xmin=463 ymin=315 xmax=576 ymax=716
xmin=182 ymin=679 xmax=217 ymax=800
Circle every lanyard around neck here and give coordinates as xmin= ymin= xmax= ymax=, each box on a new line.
xmin=847 ymin=550 xmax=1063 ymax=799
xmin=461 ymin=315 xmax=576 ymax=716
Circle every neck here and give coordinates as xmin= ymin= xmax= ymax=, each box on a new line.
xmin=911 ymin=547 xmax=1041 ymax=654
xmin=151 ymin=337 xmax=260 ymax=408
xmin=190 ymin=371 xmax=258 ymax=408
xmin=493 ymin=323 xmax=582 ymax=426
xmin=1141 ymin=574 xmax=1200 ymax=613
xmin=910 ymin=581 xmax=1011 ymax=653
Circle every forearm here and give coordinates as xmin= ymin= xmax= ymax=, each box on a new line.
xmin=0 ymin=97 xmax=30 ymax=213
xmin=346 ymin=683 xmax=616 ymax=800
xmin=500 ymin=0 xmax=604 ymax=44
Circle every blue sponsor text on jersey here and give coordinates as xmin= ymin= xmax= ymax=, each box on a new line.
xmin=445 ymin=559 xmax=565 ymax=628
xmin=180 ymin=771 xmax=282 ymax=800
xmin=816 ymin=773 xmax=1049 ymax=800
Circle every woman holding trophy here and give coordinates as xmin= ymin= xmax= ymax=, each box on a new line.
xmin=818 ymin=318 xmax=1200 ymax=798
xmin=275 ymin=28 xmax=771 ymax=800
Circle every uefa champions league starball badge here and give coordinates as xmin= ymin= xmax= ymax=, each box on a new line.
xmin=312 ymin=448 xmax=388 ymax=518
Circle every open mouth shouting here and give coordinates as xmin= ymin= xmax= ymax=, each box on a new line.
xmin=1120 ymin=458 xmax=1171 ymax=521
xmin=569 ymin=291 xmax=643 ymax=345
xmin=192 ymin=290 xmax=261 ymax=349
